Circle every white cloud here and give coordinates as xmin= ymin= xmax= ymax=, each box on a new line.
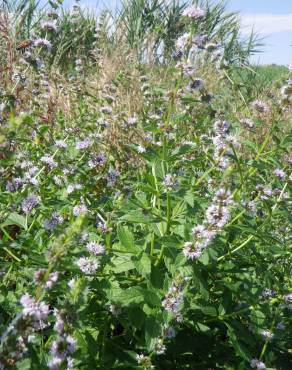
xmin=240 ymin=13 xmax=292 ymax=35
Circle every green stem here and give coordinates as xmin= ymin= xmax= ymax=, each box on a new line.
xmin=106 ymin=232 xmax=112 ymax=251
xmin=219 ymin=182 xmax=288 ymax=262
xmin=1 ymin=226 xmax=14 ymax=241
xmin=231 ymin=145 xmax=244 ymax=186
xmin=3 ymin=247 xmax=21 ymax=262
xmin=259 ymin=309 xmax=278 ymax=360
xmin=204 ymin=306 xmax=253 ymax=324
xmin=150 ymin=233 xmax=155 ymax=256
xmin=100 ymin=318 xmax=108 ymax=365
xmin=272 ymin=182 xmax=288 ymax=211
xmin=155 ymin=246 xmax=165 ymax=267
xmin=166 ymin=191 xmax=171 ymax=235
xmin=217 ymin=235 xmax=254 ymax=262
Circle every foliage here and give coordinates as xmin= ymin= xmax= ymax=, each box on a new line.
xmin=115 ymin=0 xmax=262 ymax=63
xmin=0 ymin=1 xmax=291 ymax=370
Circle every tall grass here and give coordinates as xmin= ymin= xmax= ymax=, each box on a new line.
xmin=1 ymin=0 xmax=262 ymax=70
xmin=114 ymin=0 xmax=262 ymax=64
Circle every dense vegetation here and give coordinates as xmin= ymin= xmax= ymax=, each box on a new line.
xmin=0 ymin=1 xmax=291 ymax=369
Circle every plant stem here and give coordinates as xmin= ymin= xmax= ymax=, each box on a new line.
xmin=3 ymin=247 xmax=21 ymax=262
xmin=166 ymin=191 xmax=171 ymax=234
xmin=217 ymin=235 xmax=254 ymax=262
xmin=150 ymin=233 xmax=155 ymax=256
xmin=259 ymin=309 xmax=278 ymax=360
xmin=204 ymin=306 xmax=253 ymax=324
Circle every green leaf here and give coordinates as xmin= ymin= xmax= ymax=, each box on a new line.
xmin=201 ymin=306 xmax=217 ymax=317
xmin=225 ymin=323 xmax=252 ymax=361
xmin=196 ymin=323 xmax=211 ymax=333
xmin=16 ymin=358 xmax=31 ymax=370
xmin=171 ymin=200 xmax=187 ymax=220
xmin=184 ymin=190 xmax=195 ymax=207
xmin=150 ymin=265 xmax=165 ymax=289
xmin=109 ymin=253 xmax=136 ymax=274
xmin=134 ymin=252 xmax=152 ymax=277
xmin=114 ymin=286 xmax=160 ymax=307
xmin=120 ymin=210 xmax=151 ymax=224
xmin=128 ymin=307 xmax=145 ymax=328
xmin=113 ymin=287 xmax=145 ymax=306
xmin=117 ymin=226 xmax=139 ymax=253
xmin=145 ymin=316 xmax=161 ymax=351
xmin=2 ymin=213 xmax=27 ymax=230
xmin=200 ymin=250 xmax=210 ymax=265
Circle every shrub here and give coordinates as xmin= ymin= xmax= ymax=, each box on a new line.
xmin=0 ymin=1 xmax=291 ymax=370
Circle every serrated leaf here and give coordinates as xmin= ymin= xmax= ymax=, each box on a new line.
xmin=109 ymin=253 xmax=136 ymax=273
xmin=201 ymin=306 xmax=217 ymax=317
xmin=117 ymin=226 xmax=139 ymax=253
xmin=225 ymin=323 xmax=252 ymax=361
xmin=113 ymin=286 xmax=161 ymax=307
xmin=2 ymin=213 xmax=27 ymax=230
xmin=128 ymin=307 xmax=145 ymax=328
xmin=134 ymin=252 xmax=151 ymax=277
xmin=196 ymin=323 xmax=211 ymax=333
xmin=120 ymin=210 xmax=151 ymax=224
xmin=184 ymin=190 xmax=195 ymax=207
xmin=145 ymin=316 xmax=161 ymax=351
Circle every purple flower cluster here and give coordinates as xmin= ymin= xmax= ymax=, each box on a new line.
xmin=182 ymin=5 xmax=205 ymax=19
xmin=274 ymin=168 xmax=286 ymax=181
xmin=86 ymin=241 xmax=105 ymax=255
xmin=48 ymin=336 xmax=76 ymax=370
xmin=187 ymin=78 xmax=205 ymax=91
xmin=261 ymin=330 xmax=274 ymax=341
xmin=55 ymin=139 xmax=68 ymax=148
xmin=97 ymin=221 xmax=112 ymax=233
xmin=75 ymin=138 xmax=92 ymax=150
xmin=67 ymin=183 xmax=82 ymax=194
xmin=0 ymin=295 xmax=50 ymax=367
xmin=136 ymin=354 xmax=154 ymax=369
xmin=73 ymin=202 xmax=87 ymax=216
xmin=255 ymin=184 xmax=273 ymax=200
xmin=41 ymin=21 xmax=58 ymax=32
xmin=250 ymin=358 xmax=266 ymax=369
xmin=34 ymin=268 xmax=59 ymax=289
xmin=240 ymin=118 xmax=255 ymax=129
xmin=44 ymin=212 xmax=64 ymax=231
xmin=88 ymin=153 xmax=106 ymax=168
xmin=183 ymin=187 xmax=232 ymax=260
xmin=24 ymin=165 xmax=39 ymax=186
xmin=251 ymin=100 xmax=269 ymax=113
xmin=76 ymin=257 xmax=99 ymax=274
xmin=106 ymin=167 xmax=120 ymax=187
xmin=212 ymin=119 xmax=234 ymax=170
xmin=6 ymin=177 xmax=23 ymax=192
xmin=22 ymin=194 xmax=40 ymax=214
xmin=154 ymin=338 xmax=166 ymax=355
xmin=20 ymin=294 xmax=49 ymax=329
xmin=34 ymin=38 xmax=52 ymax=50
xmin=126 ymin=116 xmax=138 ymax=126
xmin=163 ymin=173 xmax=179 ymax=191
xmin=162 ymin=275 xmax=189 ymax=321
xmin=48 ymin=309 xmax=76 ymax=370
xmin=284 ymin=293 xmax=292 ymax=303
xmin=260 ymin=288 xmax=276 ymax=300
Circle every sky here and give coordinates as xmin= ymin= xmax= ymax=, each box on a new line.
xmin=61 ymin=0 xmax=292 ymax=65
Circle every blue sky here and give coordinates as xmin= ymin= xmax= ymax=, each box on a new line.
xmin=61 ymin=0 xmax=292 ymax=65
xmin=227 ymin=0 xmax=292 ymax=65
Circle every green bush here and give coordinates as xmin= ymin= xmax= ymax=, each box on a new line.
xmin=0 ymin=2 xmax=291 ymax=370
